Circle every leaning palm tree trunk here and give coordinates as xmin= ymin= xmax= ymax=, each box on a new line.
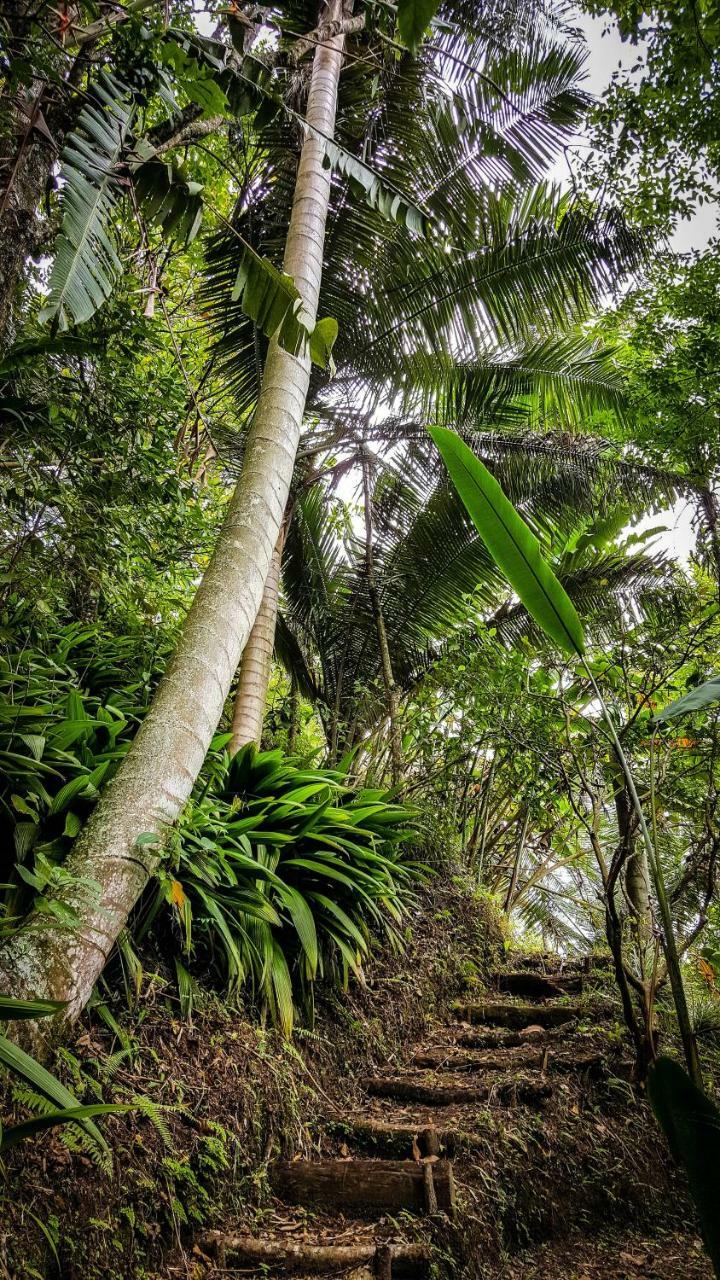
xmin=0 ymin=0 xmax=348 ymax=1035
xmin=230 ymin=525 xmax=285 ymax=751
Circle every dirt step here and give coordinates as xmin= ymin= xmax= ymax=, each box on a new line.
xmin=454 ymin=1026 xmax=555 ymax=1050
xmin=330 ymin=1116 xmax=485 ymax=1159
xmin=453 ymin=1001 xmax=582 ymax=1029
xmin=200 ymin=1231 xmax=430 ymax=1276
xmin=273 ymin=1157 xmax=455 ymax=1218
xmin=364 ymin=1073 xmax=553 ymax=1108
xmin=492 ymin=971 xmax=584 ymax=998
xmin=411 ymin=1048 xmax=632 ymax=1081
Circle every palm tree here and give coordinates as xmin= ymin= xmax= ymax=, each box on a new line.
xmin=213 ymin=24 xmax=648 ymax=747
xmin=275 ymin=428 xmax=685 ymax=766
xmin=0 ymin=0 xmax=647 ymax=1030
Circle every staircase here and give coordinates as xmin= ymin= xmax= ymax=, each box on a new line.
xmin=198 ymin=955 xmax=630 ymax=1278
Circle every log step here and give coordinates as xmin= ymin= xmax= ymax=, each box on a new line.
xmin=410 ymin=1049 xmax=616 ymax=1078
xmin=453 ymin=1001 xmax=581 ymax=1029
xmin=364 ymin=1074 xmax=553 ymax=1108
xmin=330 ymin=1118 xmax=452 ymax=1158
xmin=200 ymin=1232 xmax=430 ymax=1275
xmin=273 ymin=1157 xmax=456 ymax=1218
xmin=492 ymin=971 xmax=584 ymax=998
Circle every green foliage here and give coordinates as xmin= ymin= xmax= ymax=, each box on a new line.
xmin=397 ymin=0 xmax=441 ymax=52
xmin=0 ymin=623 xmax=422 ymax=1035
xmin=648 ymin=1056 xmax=720 ymax=1276
xmin=0 ymin=996 xmax=128 ymax=1158
xmin=0 ymin=623 xmax=154 ymax=918
xmin=429 ymin=426 xmax=586 ymax=656
xmin=39 ymin=73 xmax=135 ymax=330
xmin=156 ymin=744 xmax=422 ymax=1034
xmin=580 ymin=1 xmax=720 ymax=226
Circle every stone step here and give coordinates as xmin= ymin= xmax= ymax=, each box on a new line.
xmin=364 ymin=1073 xmax=553 ymax=1108
xmin=492 ymin=970 xmax=584 ymax=998
xmin=329 ymin=1117 xmax=458 ymax=1159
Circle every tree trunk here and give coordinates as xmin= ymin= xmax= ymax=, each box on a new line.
xmin=287 ymin=674 xmax=300 ymax=753
xmin=362 ymin=453 xmax=403 ymax=788
xmin=504 ymin=805 xmax=529 ymax=912
xmin=0 ymin=0 xmax=348 ymax=1038
xmin=230 ymin=523 xmax=285 ymax=752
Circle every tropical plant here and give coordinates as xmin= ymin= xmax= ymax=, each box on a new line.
xmin=0 ymin=995 xmax=128 ymax=1159
xmin=432 ymin=422 xmax=703 ymax=1084
xmin=0 ymin=622 xmax=421 ymax=1034
xmin=275 ymin=428 xmax=682 ymax=758
xmin=0 ymin=0 xmax=648 ymax=1033
xmin=135 ymin=744 xmax=421 ymax=1034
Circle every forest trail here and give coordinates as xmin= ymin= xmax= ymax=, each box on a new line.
xmin=197 ymin=955 xmax=709 ymax=1279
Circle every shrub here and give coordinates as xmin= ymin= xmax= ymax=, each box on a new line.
xmin=0 ymin=623 xmax=424 ymax=1034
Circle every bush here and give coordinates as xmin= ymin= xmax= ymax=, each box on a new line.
xmin=0 ymin=624 xmax=424 ymax=1033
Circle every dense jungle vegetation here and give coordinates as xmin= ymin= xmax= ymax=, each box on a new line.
xmin=1 ymin=0 xmax=720 ymax=1277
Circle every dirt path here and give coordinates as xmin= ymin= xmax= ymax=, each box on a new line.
xmin=196 ymin=956 xmax=710 ymax=1279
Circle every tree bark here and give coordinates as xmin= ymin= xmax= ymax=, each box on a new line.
xmin=0 ymin=0 xmax=348 ymax=1037
xmin=230 ymin=523 xmax=285 ymax=752
xmin=362 ymin=453 xmax=403 ymax=788
xmin=274 ymin=1157 xmax=455 ymax=1217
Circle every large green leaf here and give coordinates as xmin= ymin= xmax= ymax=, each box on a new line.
xmin=397 ymin=0 xmax=441 ymax=53
xmin=655 ymin=675 xmax=720 ymax=723
xmin=648 ymin=1056 xmax=720 ymax=1276
xmin=231 ymin=238 xmax=338 ymax=371
xmin=429 ymin=426 xmax=585 ymax=656
xmin=0 ymin=996 xmax=65 ymax=1021
xmin=39 ymin=73 xmax=134 ymax=330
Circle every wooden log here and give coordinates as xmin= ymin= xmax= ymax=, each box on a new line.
xmin=452 ymin=1001 xmax=582 ymax=1029
xmin=330 ymin=1117 xmax=457 ymax=1158
xmin=364 ymin=1075 xmax=552 ymax=1107
xmin=200 ymin=1232 xmax=429 ymax=1275
xmin=492 ymin=971 xmax=584 ymax=998
xmin=273 ymin=1157 xmax=455 ymax=1217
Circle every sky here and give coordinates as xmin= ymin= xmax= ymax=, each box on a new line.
xmin=576 ymin=10 xmax=718 ymax=254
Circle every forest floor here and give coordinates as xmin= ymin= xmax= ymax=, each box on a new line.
xmin=1 ymin=883 xmax=715 ymax=1279
xmin=497 ymin=1228 xmax=711 ymax=1279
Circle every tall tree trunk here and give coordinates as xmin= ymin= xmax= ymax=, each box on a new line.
xmin=230 ymin=524 xmax=285 ymax=752
xmin=287 ymin=674 xmax=300 ymax=754
xmin=504 ymin=806 xmax=529 ymax=913
xmin=362 ymin=453 xmax=403 ymax=789
xmin=0 ymin=0 xmax=348 ymax=1037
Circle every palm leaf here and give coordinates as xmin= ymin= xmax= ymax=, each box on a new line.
xmin=39 ymin=73 xmax=134 ymax=330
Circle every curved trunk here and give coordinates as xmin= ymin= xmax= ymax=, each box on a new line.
xmin=230 ymin=525 xmax=285 ymax=752
xmin=0 ymin=0 xmax=348 ymax=1038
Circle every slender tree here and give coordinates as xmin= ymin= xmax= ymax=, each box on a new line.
xmin=0 ymin=0 xmax=350 ymax=1031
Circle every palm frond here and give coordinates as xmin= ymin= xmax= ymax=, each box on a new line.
xmin=40 ymin=73 xmax=134 ymax=330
